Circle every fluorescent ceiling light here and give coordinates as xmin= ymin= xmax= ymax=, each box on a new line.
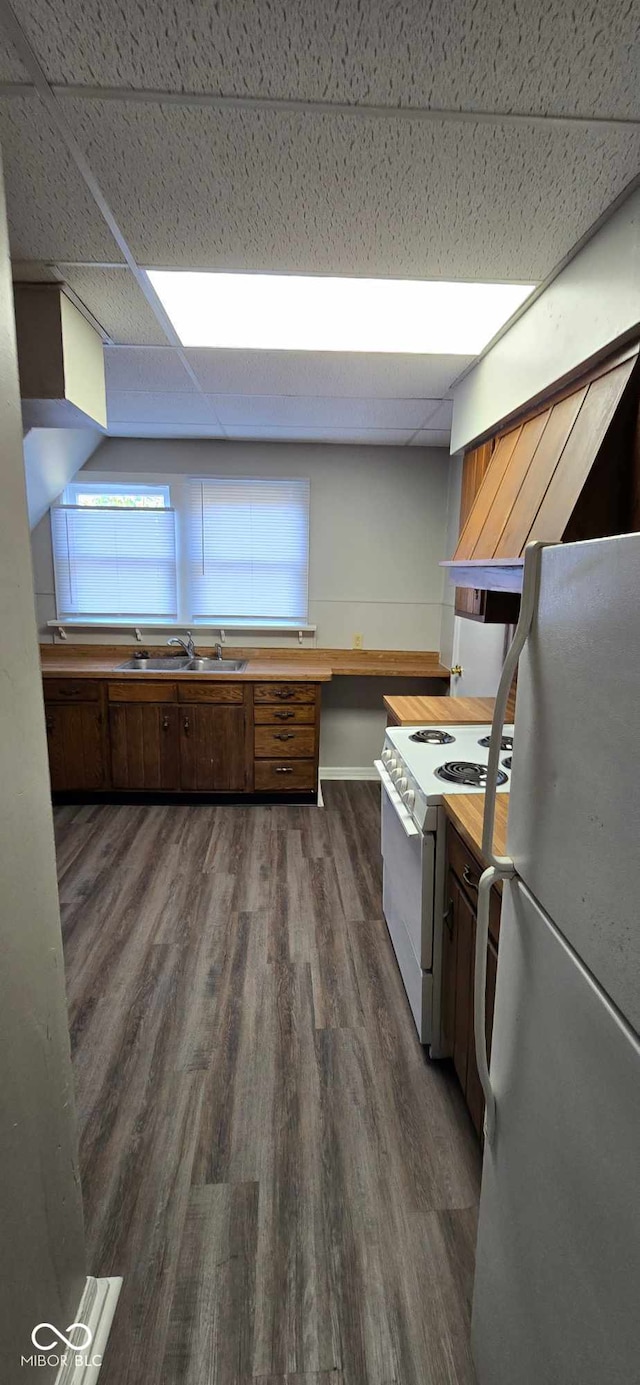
xmin=146 ymin=270 xmax=535 ymax=354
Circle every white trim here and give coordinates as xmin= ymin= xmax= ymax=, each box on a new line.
xmin=54 ymin=1276 xmax=122 ymax=1384
xmin=320 ymin=765 xmax=380 ymax=780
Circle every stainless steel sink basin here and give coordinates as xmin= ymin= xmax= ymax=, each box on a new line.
xmin=115 ymin=655 xmax=247 ymax=673
xmin=116 ymin=656 xmax=191 ymax=671
xmin=186 ymin=657 xmax=247 ymax=672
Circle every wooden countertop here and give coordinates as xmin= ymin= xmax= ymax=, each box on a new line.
xmin=443 ymin=792 xmax=509 ymax=865
xmin=40 ymin=645 xmax=450 ymax=683
xmin=41 ymin=650 xmax=332 ymax=683
xmin=384 ymin=694 xmax=496 ymax=725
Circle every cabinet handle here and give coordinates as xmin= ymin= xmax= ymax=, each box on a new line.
xmin=274 ymin=689 xmax=295 ymax=700
xmin=46 ymin=716 xmax=54 ymax=734
xmin=463 ymin=864 xmax=479 ymax=893
xmin=162 ymin=716 xmax=170 ymax=731
xmin=59 ymin=687 xmax=78 ymax=697
xmin=183 ymin=716 xmax=190 ymax=735
xmin=274 ymin=731 xmax=295 ymax=741
xmin=275 ymin=766 xmax=293 ymax=774
xmin=444 ymin=899 xmax=454 ymax=936
xmin=274 ymin=710 xmax=294 ymax=720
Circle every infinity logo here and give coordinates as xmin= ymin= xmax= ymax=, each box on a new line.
xmin=31 ymin=1321 xmax=93 ymax=1352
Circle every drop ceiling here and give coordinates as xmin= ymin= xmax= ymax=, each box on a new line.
xmin=0 ymin=0 xmax=638 ymax=447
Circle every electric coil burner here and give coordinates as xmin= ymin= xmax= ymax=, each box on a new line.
xmin=478 ymin=733 xmax=514 ymax=751
xmin=503 ymin=756 xmax=512 ymax=769
xmin=435 ymin=760 xmax=508 ymax=787
xmin=410 ymin=727 xmax=455 ymax=745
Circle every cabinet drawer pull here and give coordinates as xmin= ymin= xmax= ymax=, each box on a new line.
xmin=162 ymin=715 xmax=170 ymax=731
xmin=275 ymin=766 xmax=293 ymax=774
xmin=274 ymin=689 xmax=295 ymax=699
xmin=274 ymin=710 xmax=294 ymax=720
xmin=183 ymin=716 xmax=190 ymax=735
xmin=463 ymin=865 xmax=479 ymax=893
xmin=274 ymin=731 xmax=295 ymax=741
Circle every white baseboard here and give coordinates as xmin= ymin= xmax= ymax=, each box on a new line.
xmin=55 ymin=1276 xmax=122 ymax=1384
xmin=320 ymin=766 xmax=379 ymax=780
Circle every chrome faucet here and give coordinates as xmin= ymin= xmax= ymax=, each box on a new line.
xmin=167 ymin=631 xmax=196 ymax=658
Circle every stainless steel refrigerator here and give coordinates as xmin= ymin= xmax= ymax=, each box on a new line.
xmin=472 ymin=534 xmax=640 ymax=1385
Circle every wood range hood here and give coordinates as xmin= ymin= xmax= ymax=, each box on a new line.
xmin=442 ymin=341 xmax=640 ymax=601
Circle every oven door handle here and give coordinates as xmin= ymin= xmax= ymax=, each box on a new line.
xmin=374 ymin=760 xmax=419 ymax=837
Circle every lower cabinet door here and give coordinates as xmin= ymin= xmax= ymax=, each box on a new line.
xmin=109 ymin=703 xmax=180 ymax=789
xmin=179 ymin=703 xmax=247 ymax=791
xmin=45 ymin=701 xmax=106 ymax=791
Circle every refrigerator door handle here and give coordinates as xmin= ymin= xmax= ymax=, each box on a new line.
xmin=477 ymin=541 xmax=547 ymax=1144
xmin=482 ymin=540 xmax=546 ymax=867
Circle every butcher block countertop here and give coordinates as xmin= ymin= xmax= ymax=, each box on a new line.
xmin=384 ymin=694 xmax=496 ymax=725
xmin=443 ymin=792 xmax=509 ymax=866
xmin=41 ymin=645 xmax=450 ymax=683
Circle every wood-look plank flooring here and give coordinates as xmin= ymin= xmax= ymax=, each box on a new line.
xmin=55 ymin=785 xmax=480 ymax=1385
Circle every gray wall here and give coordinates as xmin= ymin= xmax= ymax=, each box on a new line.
xmin=0 ymin=159 xmax=86 ymax=1377
xmin=34 ymin=436 xmax=455 ymax=771
xmin=451 ymin=186 xmax=640 ymax=453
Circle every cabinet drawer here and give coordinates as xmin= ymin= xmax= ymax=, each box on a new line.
xmin=177 ymin=682 xmax=243 ymax=704
xmin=448 ymin=824 xmax=502 ymax=945
xmin=254 ymin=760 xmax=317 ymax=792
xmin=108 ymin=681 xmax=177 ymax=704
xmin=43 ymin=678 xmax=100 ymax=702
xmin=254 ymin=704 xmax=316 ymax=725
xmin=253 ymin=683 xmax=316 ymax=704
xmin=255 ymin=726 xmax=315 ymax=758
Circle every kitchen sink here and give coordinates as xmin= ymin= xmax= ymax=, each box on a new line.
xmin=115 ymin=655 xmax=247 ymax=673
xmin=186 ymin=657 xmax=247 ymax=672
xmin=116 ymin=656 xmax=191 ymax=671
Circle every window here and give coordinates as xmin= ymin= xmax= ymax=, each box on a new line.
xmin=52 ymin=484 xmax=177 ymax=620
xmin=186 ymin=477 xmax=310 ymax=622
xmin=51 ymin=476 xmax=310 ymax=626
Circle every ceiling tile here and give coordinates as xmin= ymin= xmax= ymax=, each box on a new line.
xmin=418 ymin=399 xmax=454 ymax=430
xmin=222 ymin=424 xmax=416 ymax=444
xmin=13 ymin=0 xmax=640 ymax=120
xmin=63 ymin=98 xmax=640 ymax=281
xmin=0 ymin=35 xmax=30 ymax=81
xmin=107 ymin=390 xmax=223 ymax=425
xmin=106 ymin=421 xmax=225 ymax=438
xmin=0 ymin=96 xmax=122 ymax=262
xmin=186 ymin=349 xmax=472 ymax=399
xmin=104 ymin=345 xmax=194 ymax=392
xmin=212 ymin=394 xmax=437 ymax=429
xmin=62 ymin=267 xmax=168 ymax=343
xmin=408 ymin=429 xmax=452 ymax=447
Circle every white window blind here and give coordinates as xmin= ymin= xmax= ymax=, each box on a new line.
xmin=51 ymin=505 xmax=177 ymax=619
xmin=186 ymin=477 xmax=310 ymax=622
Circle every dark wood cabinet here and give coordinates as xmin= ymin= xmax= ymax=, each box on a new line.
xmin=442 ymin=822 xmax=501 ymax=1139
xmin=44 ymin=701 xmax=106 ymax=791
xmin=109 ymin=702 xmax=180 ymax=790
xmin=179 ymin=702 xmax=247 ymax=792
xmin=43 ymin=675 xmax=321 ymax=798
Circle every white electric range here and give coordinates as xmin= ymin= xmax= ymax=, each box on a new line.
xmin=374 ymin=723 xmax=513 ymax=1053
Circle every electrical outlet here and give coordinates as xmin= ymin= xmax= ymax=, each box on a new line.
xmin=352 ymin=633 xmax=364 ymax=650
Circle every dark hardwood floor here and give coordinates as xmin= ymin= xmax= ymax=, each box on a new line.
xmin=55 ymin=783 xmax=480 ymax=1385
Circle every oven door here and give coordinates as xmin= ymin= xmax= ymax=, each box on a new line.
xmin=376 ymin=761 xmax=435 ymax=970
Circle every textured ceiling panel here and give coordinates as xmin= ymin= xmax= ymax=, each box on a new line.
xmin=12 ymin=0 xmax=640 ymax=119
xmin=185 ymin=349 xmax=469 ymax=399
xmin=222 ymin=425 xmax=418 ymax=445
xmin=64 ymin=99 xmax=640 ymax=280
xmin=419 ymin=398 xmax=454 ymax=430
xmin=62 ymin=267 xmax=168 ymax=343
xmin=212 ymin=394 xmax=435 ymax=429
xmin=104 ymin=345 xmax=194 ymax=392
xmin=107 ymin=391 xmax=223 ymax=425
xmin=0 ymin=35 xmax=30 ymax=80
xmin=106 ymin=420 xmax=225 ymax=438
xmin=0 ymin=97 xmax=122 ymax=261
xmin=408 ymin=429 xmax=452 ymax=447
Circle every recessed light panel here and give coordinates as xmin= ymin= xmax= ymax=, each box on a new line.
xmin=146 ymin=270 xmax=534 ymax=354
